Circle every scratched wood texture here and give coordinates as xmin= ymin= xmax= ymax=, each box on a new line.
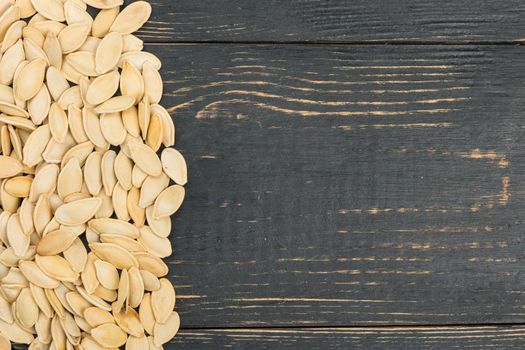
xmin=152 ymin=42 xmax=525 ymax=340
xmin=138 ymin=0 xmax=525 ymax=42
xmin=171 ymin=326 xmax=525 ymax=349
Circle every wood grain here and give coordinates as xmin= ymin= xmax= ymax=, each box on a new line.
xmin=171 ymin=326 xmax=525 ymax=349
xmin=139 ymin=0 xmax=525 ymax=42
xmin=153 ymin=43 xmax=525 ymax=328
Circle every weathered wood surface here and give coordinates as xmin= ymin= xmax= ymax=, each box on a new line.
xmin=139 ymin=0 xmax=525 ymax=42
xmin=171 ymin=326 xmax=525 ymax=349
xmin=157 ymin=43 xmax=525 ymax=329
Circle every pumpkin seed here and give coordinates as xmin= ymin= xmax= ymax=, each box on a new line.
xmin=92 ymin=7 xmax=118 ymax=38
xmin=91 ymin=323 xmax=127 ymax=348
xmin=0 ymin=155 xmax=22 ymax=178
xmin=153 ymin=185 xmax=185 ymax=219
xmin=43 ymin=32 xmax=61 ymax=69
xmin=84 ymin=151 xmax=103 ymax=196
xmin=95 ymin=31 xmax=122 ymax=74
xmin=14 ymin=58 xmax=45 ymax=101
xmin=34 ymin=254 xmax=78 ymax=282
xmin=46 ymin=66 xmax=70 ymax=100
xmin=110 ymin=1 xmax=151 ymax=35
xmin=63 ymin=237 xmax=87 ymax=273
xmin=30 ymin=0 xmax=65 ymax=22
xmin=114 ymin=307 xmax=144 ymax=337
xmin=95 ymin=95 xmax=134 ymax=114
xmin=161 ymin=148 xmax=187 ymax=185
xmin=54 ymin=197 xmax=102 ymax=226
xmin=120 ymin=61 xmax=143 ymax=103
xmin=86 ymin=70 xmax=120 ymax=106
xmin=36 ymin=228 xmax=77 ymax=255
xmin=153 ymin=311 xmax=180 ymax=346
xmin=90 ymin=242 xmax=138 ymax=270
xmin=64 ymin=0 xmax=93 ymax=26
xmin=27 ymin=84 xmax=50 ymax=125
xmin=0 ymin=39 xmax=24 ymax=85
xmin=100 ymin=112 xmax=126 ymax=146
xmin=94 ymin=260 xmax=119 ymax=290
xmin=2 ymin=20 xmax=26 ymax=53
xmin=57 ymin=158 xmax=82 ymax=199
xmin=151 ymin=278 xmax=175 ymax=324
xmin=58 ymin=22 xmax=90 ymax=53
xmin=84 ymin=0 xmax=123 ymax=9
xmin=48 ymin=102 xmax=68 ymax=143
xmin=127 ymin=139 xmax=162 ymax=177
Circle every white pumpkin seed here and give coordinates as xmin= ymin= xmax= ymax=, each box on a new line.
xmin=95 ymin=31 xmax=122 ymax=74
xmin=92 ymin=7 xmax=118 ymax=38
xmin=153 ymin=311 xmax=180 ymax=346
xmin=30 ymin=0 xmax=65 ymax=21
xmin=153 ymin=185 xmax=185 ymax=219
xmin=120 ymin=61 xmax=143 ymax=103
xmin=110 ymin=1 xmax=151 ymax=34
xmin=86 ymin=69 xmax=119 ymax=106
xmin=127 ymin=139 xmax=162 ymax=177
xmin=91 ymin=322 xmax=127 ymax=348
xmin=58 ymin=22 xmax=90 ymax=53
xmin=54 ymin=197 xmax=102 ymax=225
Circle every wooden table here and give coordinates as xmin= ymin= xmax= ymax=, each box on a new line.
xmin=142 ymin=0 xmax=525 ymax=348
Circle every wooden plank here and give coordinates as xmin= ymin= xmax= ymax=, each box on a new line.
xmin=154 ymin=43 xmax=525 ymax=328
xmin=171 ymin=326 xmax=525 ymax=349
xmin=140 ymin=0 xmax=525 ymax=42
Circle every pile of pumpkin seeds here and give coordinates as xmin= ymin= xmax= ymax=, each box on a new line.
xmin=0 ymin=0 xmax=186 ymax=348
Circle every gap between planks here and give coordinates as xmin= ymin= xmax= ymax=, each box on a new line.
xmin=141 ymin=40 xmax=525 ymax=46
xmin=180 ymin=323 xmax=525 ymax=331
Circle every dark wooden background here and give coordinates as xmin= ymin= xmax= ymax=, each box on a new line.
xmin=141 ymin=0 xmax=525 ymax=348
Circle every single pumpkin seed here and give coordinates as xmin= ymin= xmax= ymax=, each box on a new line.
xmin=153 ymin=185 xmax=185 ymax=219
xmin=94 ymin=260 xmax=119 ymax=290
xmin=95 ymin=31 xmax=122 ymax=74
xmin=63 ymin=237 xmax=88 ymax=273
xmin=27 ymin=84 xmax=50 ymax=125
xmin=30 ymin=0 xmax=65 ymax=21
xmin=34 ymin=254 xmax=78 ymax=282
xmin=120 ymin=61 xmax=143 ymax=103
xmin=110 ymin=1 xmax=151 ymax=34
xmin=153 ymin=311 xmax=180 ymax=346
xmin=94 ymin=95 xmax=134 ymax=114
xmin=58 ymin=22 xmax=90 ymax=53
xmin=84 ymin=151 xmax=103 ymax=196
xmin=91 ymin=322 xmax=127 ymax=348
xmin=92 ymin=7 xmax=118 ymax=38
xmin=83 ymin=306 xmax=114 ymax=328
xmin=4 ymin=175 xmax=32 ymax=198
xmin=48 ymin=102 xmax=68 ymax=143
xmin=127 ymin=139 xmax=162 ymax=177
xmin=36 ymin=228 xmax=77 ymax=255
xmin=100 ymin=112 xmax=126 ymax=146
xmin=54 ymin=197 xmax=102 ymax=226
xmin=0 ymin=155 xmax=22 ymax=178
xmin=57 ymin=158 xmax=83 ymax=199
xmin=14 ymin=58 xmax=46 ymax=101
xmin=101 ymin=150 xmax=117 ymax=196
xmin=86 ymin=70 xmax=120 ymax=106
xmin=89 ymin=242 xmax=138 ymax=269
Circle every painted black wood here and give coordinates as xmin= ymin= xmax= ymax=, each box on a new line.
xmin=138 ymin=0 xmax=525 ymax=42
xmin=153 ymin=43 xmax=525 ymax=330
xmin=170 ymin=326 xmax=525 ymax=349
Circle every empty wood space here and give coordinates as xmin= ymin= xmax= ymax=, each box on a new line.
xmin=138 ymin=1 xmax=525 ymax=348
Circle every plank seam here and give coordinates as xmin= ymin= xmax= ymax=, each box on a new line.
xmin=142 ymin=40 xmax=525 ymax=45
xmin=179 ymin=323 xmax=525 ymax=331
